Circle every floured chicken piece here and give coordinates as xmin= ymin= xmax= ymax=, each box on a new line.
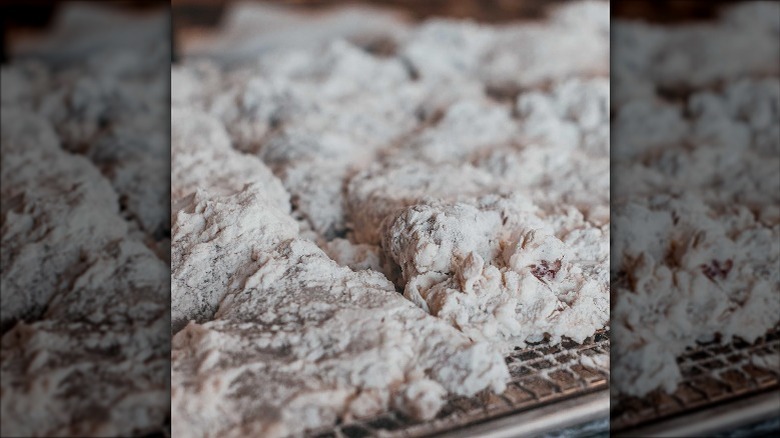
xmin=401 ymin=1 xmax=608 ymax=91
xmin=37 ymin=66 xmax=171 ymax=239
xmin=171 ymin=107 xmax=289 ymax=209
xmin=172 ymin=1 xmax=609 ymax=434
xmin=612 ymin=1 xmax=780 ymax=397
xmin=1 ymin=28 xmax=172 ymax=243
xmin=1 ymin=6 xmax=170 ymax=436
xmin=1 ymin=109 xmax=169 ymax=436
xmin=381 ymin=199 xmax=608 ymax=351
xmin=1 ymin=240 xmax=169 ymax=436
xmin=173 ymin=216 xmax=508 ymax=437
xmin=202 ymin=41 xmax=426 ymax=239
xmin=343 ymin=74 xmax=610 ymax=350
xmin=171 ymin=108 xmax=292 ymax=332
xmin=612 ymin=199 xmax=780 ymax=396
xmin=1 ymin=110 xmax=125 ymax=328
xmin=170 ymin=157 xmax=507 ymax=436
xmin=171 ymin=183 xmax=296 ymax=332
xmin=347 ymin=160 xmax=497 ymax=245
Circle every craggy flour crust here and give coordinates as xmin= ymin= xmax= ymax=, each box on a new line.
xmin=172 ymin=2 xmax=610 ymax=436
xmin=611 ymin=2 xmax=780 ymax=397
xmin=0 ymin=16 xmax=170 ymax=434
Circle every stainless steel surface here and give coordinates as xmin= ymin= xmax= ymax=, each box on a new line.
xmin=612 ymin=325 xmax=780 ymax=436
xmin=308 ymin=330 xmax=610 ymax=438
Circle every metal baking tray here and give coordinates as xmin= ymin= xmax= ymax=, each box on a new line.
xmin=612 ymin=324 xmax=780 ymax=436
xmin=307 ymin=330 xmax=610 ymax=438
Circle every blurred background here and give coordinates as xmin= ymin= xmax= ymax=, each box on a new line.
xmin=167 ymin=0 xmax=747 ymax=63
xmin=170 ymin=0 xmax=589 ymax=63
xmin=172 ymin=0 xmax=571 ymax=25
xmin=5 ymin=0 xmax=739 ymax=63
xmin=1 ymin=1 xmax=167 ymax=61
xmin=613 ymin=0 xmax=755 ymax=21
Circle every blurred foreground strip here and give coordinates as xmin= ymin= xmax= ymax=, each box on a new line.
xmin=611 ymin=0 xmax=780 ymax=434
xmin=1 ymin=2 xmax=170 ymax=436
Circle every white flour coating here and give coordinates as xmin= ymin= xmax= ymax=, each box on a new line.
xmin=751 ymin=352 xmax=780 ymax=372
xmin=171 ymin=108 xmax=292 ymax=332
xmin=171 ymin=107 xmax=289 ymax=209
xmin=393 ymin=99 xmax=518 ymax=164
xmin=1 ymin=110 xmax=126 ymax=328
xmin=171 ymin=183 xmax=297 ymax=333
xmin=1 ymin=8 xmax=170 ymax=436
xmin=322 ymin=238 xmax=383 ymax=273
xmin=580 ymin=353 xmax=610 ymax=370
xmin=37 ymin=67 xmax=170 ymax=238
xmin=612 ymin=2 xmax=780 ymax=398
xmin=173 ymin=231 xmax=508 ymax=437
xmin=170 ymin=168 xmax=508 ymax=437
xmin=1 ymin=110 xmax=169 ymax=435
xmin=381 ymin=198 xmax=608 ymax=351
xmin=401 ymin=1 xmax=608 ymax=91
xmin=173 ymin=2 xmax=609 ymax=434
xmin=200 ymin=40 xmax=426 ymax=239
xmin=611 ymin=2 xmax=779 ymax=108
xmin=347 ymin=160 xmax=497 ymax=245
xmin=1 ymin=41 xmax=172 ymax=242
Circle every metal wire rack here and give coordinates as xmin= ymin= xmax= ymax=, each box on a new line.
xmin=611 ymin=325 xmax=780 ymax=435
xmin=307 ymin=330 xmax=610 ymax=438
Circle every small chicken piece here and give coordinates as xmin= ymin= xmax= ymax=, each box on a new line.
xmin=346 ymin=160 xmax=496 ymax=245
xmin=381 ymin=200 xmax=609 ymax=351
